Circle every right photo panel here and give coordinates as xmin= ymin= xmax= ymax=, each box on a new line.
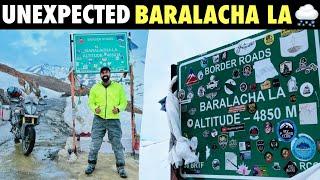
xmin=140 ymin=30 xmax=320 ymax=180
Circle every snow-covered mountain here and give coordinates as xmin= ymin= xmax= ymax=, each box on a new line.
xmin=25 ymin=64 xmax=69 ymax=81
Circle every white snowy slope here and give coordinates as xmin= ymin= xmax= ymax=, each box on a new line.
xmin=0 ymin=72 xmax=21 ymax=89
xmin=139 ymin=140 xmax=170 ymax=180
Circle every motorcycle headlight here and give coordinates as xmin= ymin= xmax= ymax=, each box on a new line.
xmin=25 ymin=104 xmax=37 ymax=115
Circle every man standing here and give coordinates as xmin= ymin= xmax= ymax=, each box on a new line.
xmin=85 ymin=67 xmax=128 ymax=178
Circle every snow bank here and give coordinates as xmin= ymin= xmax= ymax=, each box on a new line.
xmin=63 ymin=95 xmax=94 ymax=134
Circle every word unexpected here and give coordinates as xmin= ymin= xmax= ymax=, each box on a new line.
xmin=1 ymin=5 xmax=130 ymax=24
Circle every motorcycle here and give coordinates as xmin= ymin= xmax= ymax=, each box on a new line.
xmin=9 ymin=95 xmax=46 ymax=156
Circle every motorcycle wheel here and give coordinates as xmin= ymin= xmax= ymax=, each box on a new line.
xmin=22 ymin=126 xmax=36 ymax=156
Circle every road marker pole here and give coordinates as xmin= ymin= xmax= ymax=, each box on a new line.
xmin=69 ymin=34 xmax=77 ymax=154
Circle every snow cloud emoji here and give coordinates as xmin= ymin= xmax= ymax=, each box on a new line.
xmin=295 ymin=4 xmax=318 ymax=27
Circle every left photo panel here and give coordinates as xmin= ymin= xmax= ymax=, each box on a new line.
xmin=0 ymin=30 xmax=148 ymax=179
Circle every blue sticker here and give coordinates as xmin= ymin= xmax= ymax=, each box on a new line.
xmin=276 ymin=119 xmax=297 ymax=142
xmin=291 ymin=133 xmax=316 ymax=161
xmin=200 ymin=58 xmax=208 ymax=68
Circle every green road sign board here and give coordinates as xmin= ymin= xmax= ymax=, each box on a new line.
xmin=73 ymin=32 xmax=129 ymax=74
xmin=178 ymin=29 xmax=320 ymax=179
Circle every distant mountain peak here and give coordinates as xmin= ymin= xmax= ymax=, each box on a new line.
xmin=25 ymin=64 xmax=69 ymax=80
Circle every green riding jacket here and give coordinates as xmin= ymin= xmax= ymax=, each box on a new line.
xmin=88 ymin=81 xmax=128 ymax=120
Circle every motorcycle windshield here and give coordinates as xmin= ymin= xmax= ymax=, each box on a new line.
xmin=24 ymin=94 xmax=39 ymax=105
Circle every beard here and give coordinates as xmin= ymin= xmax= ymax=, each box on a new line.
xmin=101 ymin=75 xmax=110 ymax=83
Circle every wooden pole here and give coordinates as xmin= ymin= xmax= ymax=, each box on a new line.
xmin=70 ymin=71 xmax=76 ymax=153
xmin=128 ymin=32 xmax=138 ymax=156
xmin=69 ymin=34 xmax=77 ymax=154
xmin=130 ymin=64 xmax=136 ymax=155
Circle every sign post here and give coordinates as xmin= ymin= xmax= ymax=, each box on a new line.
xmin=69 ymin=34 xmax=77 ymax=153
xmin=129 ymin=31 xmax=138 ymax=156
xmin=177 ymin=30 xmax=320 ymax=179
xmin=130 ymin=64 xmax=137 ymax=155
xmin=70 ymin=32 xmax=138 ymax=155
